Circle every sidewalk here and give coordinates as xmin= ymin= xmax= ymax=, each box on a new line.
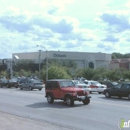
xmin=0 ymin=111 xmax=73 ymax=130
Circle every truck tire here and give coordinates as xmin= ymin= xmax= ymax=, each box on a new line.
xmin=47 ymin=94 xmax=54 ymax=104
xmin=82 ymin=98 xmax=90 ymax=105
xmin=65 ymin=96 xmax=74 ymax=106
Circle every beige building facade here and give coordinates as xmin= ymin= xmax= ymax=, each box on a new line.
xmin=13 ymin=51 xmax=111 ymax=69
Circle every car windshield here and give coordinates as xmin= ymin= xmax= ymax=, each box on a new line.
xmin=90 ymin=81 xmax=101 ymax=85
xmin=115 ymin=83 xmax=122 ymax=88
xmin=73 ymin=80 xmax=84 ymax=84
xmin=112 ymin=82 xmax=118 ymax=86
xmin=59 ymin=81 xmax=75 ymax=87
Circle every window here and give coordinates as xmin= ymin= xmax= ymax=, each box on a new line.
xmin=59 ymin=81 xmax=74 ymax=87
xmin=46 ymin=82 xmax=52 ymax=90
xmin=121 ymin=84 xmax=130 ymax=89
xmin=89 ymin=62 xmax=94 ymax=68
xmin=52 ymin=81 xmax=59 ymax=89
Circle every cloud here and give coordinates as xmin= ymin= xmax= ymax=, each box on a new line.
xmin=99 ymin=11 xmax=130 ymax=32
xmin=101 ymin=35 xmax=119 ymax=42
xmin=97 ymin=43 xmax=115 ymax=51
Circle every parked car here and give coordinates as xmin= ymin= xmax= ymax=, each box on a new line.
xmin=0 ymin=78 xmax=18 ymax=88
xmin=104 ymin=81 xmax=118 ymax=88
xmin=84 ymin=80 xmax=107 ymax=94
xmin=45 ymin=79 xmax=91 ymax=106
xmin=19 ymin=79 xmax=44 ymax=91
xmin=103 ymin=82 xmax=130 ymax=99
xmin=17 ymin=77 xmax=27 ymax=87
xmin=72 ymin=80 xmax=91 ymax=92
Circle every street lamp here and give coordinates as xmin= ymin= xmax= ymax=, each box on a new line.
xmin=10 ymin=55 xmax=20 ymax=78
xmin=37 ymin=45 xmax=48 ymax=80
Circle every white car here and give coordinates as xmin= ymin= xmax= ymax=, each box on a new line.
xmin=72 ymin=80 xmax=91 ymax=92
xmin=84 ymin=80 xmax=107 ymax=94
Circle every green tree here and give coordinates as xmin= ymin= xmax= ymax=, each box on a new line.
xmin=13 ymin=59 xmax=35 ymax=72
xmin=41 ymin=64 xmax=71 ymax=80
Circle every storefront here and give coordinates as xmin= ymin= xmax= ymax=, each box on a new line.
xmin=13 ymin=51 xmax=111 ymax=69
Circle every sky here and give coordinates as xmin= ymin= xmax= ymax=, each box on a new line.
xmin=0 ymin=0 xmax=130 ymax=58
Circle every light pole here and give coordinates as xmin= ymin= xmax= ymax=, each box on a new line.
xmin=10 ymin=55 xmax=20 ymax=78
xmin=37 ymin=45 xmax=48 ymax=80
xmin=38 ymin=50 xmax=41 ymax=78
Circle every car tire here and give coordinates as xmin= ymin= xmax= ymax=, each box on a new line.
xmin=118 ymin=96 xmax=122 ymax=99
xmin=7 ymin=85 xmax=10 ymax=88
xmin=128 ymin=93 xmax=130 ymax=100
xmin=82 ymin=98 xmax=90 ymax=105
xmin=105 ymin=92 xmax=110 ymax=98
xmin=29 ymin=87 xmax=32 ymax=90
xmin=20 ymin=87 xmax=23 ymax=90
xmin=47 ymin=94 xmax=54 ymax=104
xmin=65 ymin=96 xmax=74 ymax=106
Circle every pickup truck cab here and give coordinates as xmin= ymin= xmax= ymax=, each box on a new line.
xmin=45 ymin=79 xmax=91 ymax=106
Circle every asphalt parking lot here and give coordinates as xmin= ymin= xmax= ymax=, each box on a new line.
xmin=0 ymin=87 xmax=130 ymax=130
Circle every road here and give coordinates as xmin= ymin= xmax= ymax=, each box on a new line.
xmin=0 ymin=87 xmax=130 ymax=130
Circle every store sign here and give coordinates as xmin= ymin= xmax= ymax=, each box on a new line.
xmin=53 ymin=53 xmax=66 ymax=58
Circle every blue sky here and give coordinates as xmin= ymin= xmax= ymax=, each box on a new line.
xmin=0 ymin=0 xmax=130 ymax=58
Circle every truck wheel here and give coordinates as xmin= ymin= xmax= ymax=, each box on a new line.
xmin=65 ymin=96 xmax=74 ymax=106
xmin=47 ymin=94 xmax=54 ymax=104
xmin=82 ymin=98 xmax=90 ymax=105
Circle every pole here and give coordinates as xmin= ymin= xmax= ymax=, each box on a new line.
xmin=46 ymin=50 xmax=48 ymax=80
xmin=10 ymin=59 xmax=13 ymax=78
xmin=39 ymin=50 xmax=41 ymax=78
xmin=37 ymin=45 xmax=48 ymax=80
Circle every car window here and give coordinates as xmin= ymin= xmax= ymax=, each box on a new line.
xmin=59 ymin=81 xmax=74 ymax=87
xmin=116 ymin=84 xmax=122 ymax=88
xmin=46 ymin=82 xmax=52 ymax=90
xmin=121 ymin=84 xmax=130 ymax=89
xmin=52 ymin=81 xmax=59 ymax=89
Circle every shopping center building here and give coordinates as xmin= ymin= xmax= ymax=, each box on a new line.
xmin=12 ymin=51 xmax=111 ymax=69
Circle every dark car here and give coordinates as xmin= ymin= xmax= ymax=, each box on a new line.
xmin=103 ymin=82 xmax=130 ymax=99
xmin=104 ymin=81 xmax=118 ymax=88
xmin=45 ymin=79 xmax=91 ymax=106
xmin=0 ymin=78 xmax=18 ymax=88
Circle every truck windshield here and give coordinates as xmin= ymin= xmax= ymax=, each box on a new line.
xmin=59 ymin=81 xmax=74 ymax=87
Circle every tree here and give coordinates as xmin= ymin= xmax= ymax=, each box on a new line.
xmin=41 ymin=64 xmax=71 ymax=80
xmin=13 ymin=59 xmax=36 ymax=72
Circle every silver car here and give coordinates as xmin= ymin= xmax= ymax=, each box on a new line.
xmin=72 ymin=80 xmax=91 ymax=92
xmin=20 ymin=79 xmax=43 ymax=91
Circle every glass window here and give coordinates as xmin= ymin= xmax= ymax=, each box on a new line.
xmin=59 ymin=81 xmax=74 ymax=87
xmin=89 ymin=62 xmax=94 ymax=68
xmin=116 ymin=83 xmax=122 ymax=88
xmin=121 ymin=84 xmax=130 ymax=89
xmin=46 ymin=82 xmax=52 ymax=90
xmin=52 ymin=81 xmax=59 ymax=89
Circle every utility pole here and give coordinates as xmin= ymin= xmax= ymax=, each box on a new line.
xmin=38 ymin=50 xmax=41 ymax=78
